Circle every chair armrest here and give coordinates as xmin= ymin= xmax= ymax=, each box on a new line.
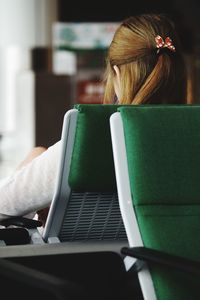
xmin=0 ymin=228 xmax=31 ymax=245
xmin=121 ymin=246 xmax=200 ymax=276
xmin=0 ymin=216 xmax=42 ymax=229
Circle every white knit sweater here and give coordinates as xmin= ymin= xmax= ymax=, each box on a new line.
xmin=0 ymin=141 xmax=61 ymax=220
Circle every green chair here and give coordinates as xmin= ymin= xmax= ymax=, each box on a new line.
xmin=110 ymin=105 xmax=200 ymax=300
xmin=42 ymin=104 xmax=127 ymax=252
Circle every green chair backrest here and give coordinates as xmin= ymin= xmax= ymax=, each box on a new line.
xmin=50 ymin=104 xmax=127 ymax=243
xmin=118 ymin=104 xmax=200 ymax=299
xmin=69 ymin=104 xmax=121 ymax=191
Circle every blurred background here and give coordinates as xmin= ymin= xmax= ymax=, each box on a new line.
xmin=0 ymin=0 xmax=199 ymax=178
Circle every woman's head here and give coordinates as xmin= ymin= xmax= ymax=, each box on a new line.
xmin=103 ymin=13 xmax=187 ymax=105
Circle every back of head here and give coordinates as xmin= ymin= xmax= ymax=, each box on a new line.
xmin=103 ymin=13 xmax=187 ymax=105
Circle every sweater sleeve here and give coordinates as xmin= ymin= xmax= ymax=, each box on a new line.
xmin=0 ymin=140 xmax=61 ymax=220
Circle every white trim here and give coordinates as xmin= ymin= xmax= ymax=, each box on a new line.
xmin=42 ymin=109 xmax=78 ymax=241
xmin=110 ymin=112 xmax=156 ymax=300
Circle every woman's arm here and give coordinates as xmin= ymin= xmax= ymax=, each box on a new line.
xmin=15 ymin=146 xmax=47 ymax=170
xmin=0 ymin=141 xmax=61 ymax=220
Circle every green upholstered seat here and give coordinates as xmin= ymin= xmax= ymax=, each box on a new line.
xmin=42 ymin=104 xmax=127 ymax=247
xmin=110 ymin=105 xmax=200 ymax=300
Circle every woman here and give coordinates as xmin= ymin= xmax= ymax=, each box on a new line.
xmin=0 ymin=13 xmax=188 ymax=224
xmin=103 ymin=13 xmax=187 ymax=105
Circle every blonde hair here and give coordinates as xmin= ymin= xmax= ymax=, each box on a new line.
xmin=103 ymin=14 xmax=187 ymax=104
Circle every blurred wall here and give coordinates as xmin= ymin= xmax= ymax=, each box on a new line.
xmin=0 ymin=0 xmax=58 ymax=177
